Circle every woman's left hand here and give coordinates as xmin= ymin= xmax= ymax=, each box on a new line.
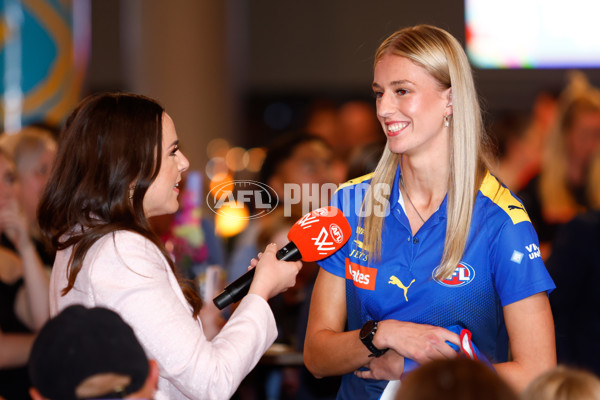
xmin=354 ymin=349 xmax=405 ymax=381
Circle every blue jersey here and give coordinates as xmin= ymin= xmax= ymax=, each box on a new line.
xmin=318 ymin=167 xmax=555 ymax=399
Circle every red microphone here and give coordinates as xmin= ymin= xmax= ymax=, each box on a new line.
xmin=213 ymin=206 xmax=351 ymax=309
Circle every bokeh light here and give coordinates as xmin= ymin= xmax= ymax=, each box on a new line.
xmin=208 ymin=172 xmax=234 ymax=200
xmin=214 ymin=201 xmax=250 ymax=237
xmin=206 ymin=138 xmax=230 ymax=158
xmin=246 ymin=147 xmax=266 ymax=173
xmin=205 ymin=157 xmax=229 ymax=180
xmin=225 ymin=146 xmax=249 ymax=172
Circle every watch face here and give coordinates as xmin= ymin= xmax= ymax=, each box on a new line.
xmin=360 ymin=320 xmax=376 ymax=340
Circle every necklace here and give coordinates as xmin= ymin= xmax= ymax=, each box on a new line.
xmin=400 ymin=174 xmax=426 ymax=224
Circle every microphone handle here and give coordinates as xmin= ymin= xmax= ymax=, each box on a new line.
xmin=275 ymin=242 xmax=302 ymax=261
xmin=213 ymin=242 xmax=301 ymax=310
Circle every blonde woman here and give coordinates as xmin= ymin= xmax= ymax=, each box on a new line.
xmin=522 ymin=365 xmax=600 ymax=400
xmin=0 ymin=126 xmax=57 ymax=266
xmin=304 ymin=25 xmax=556 ymax=399
xmin=518 ymin=72 xmax=600 ymax=260
xmin=0 ymin=149 xmax=50 ymax=399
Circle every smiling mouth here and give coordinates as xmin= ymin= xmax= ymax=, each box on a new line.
xmin=387 ymin=122 xmax=409 ymax=135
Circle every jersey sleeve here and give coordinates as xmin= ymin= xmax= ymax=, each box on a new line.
xmin=491 ymin=219 xmax=555 ymax=307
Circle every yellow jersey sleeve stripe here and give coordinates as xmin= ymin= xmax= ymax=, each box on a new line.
xmin=480 ymin=171 xmax=530 ymax=225
xmin=335 ymin=172 xmax=374 ymax=193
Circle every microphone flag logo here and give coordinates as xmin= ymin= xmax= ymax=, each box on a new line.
xmin=312 ymin=227 xmax=336 ymax=255
xmin=286 ymin=206 xmax=351 ymax=262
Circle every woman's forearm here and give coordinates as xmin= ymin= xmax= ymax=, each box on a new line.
xmin=494 ymin=358 xmax=555 ymax=393
xmin=497 ymin=293 xmax=556 ymax=393
xmin=17 ymin=240 xmax=50 ymax=330
xmin=304 ymin=268 xmax=369 ymax=377
xmin=0 ymin=332 xmax=36 ymax=369
xmin=304 ymin=328 xmax=371 ymax=378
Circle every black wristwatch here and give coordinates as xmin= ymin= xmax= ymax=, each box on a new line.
xmin=359 ymin=320 xmax=389 ymax=357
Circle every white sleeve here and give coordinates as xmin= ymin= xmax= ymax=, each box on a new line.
xmin=87 ymin=231 xmax=277 ymax=399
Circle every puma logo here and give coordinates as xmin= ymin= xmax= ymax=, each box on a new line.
xmin=388 ymin=276 xmax=415 ymax=302
xmin=508 ymin=205 xmax=525 ymax=211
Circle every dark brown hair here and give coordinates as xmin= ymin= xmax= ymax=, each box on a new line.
xmin=38 ymin=92 xmax=202 ymax=317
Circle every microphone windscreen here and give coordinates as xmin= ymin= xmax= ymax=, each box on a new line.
xmin=287 ymin=206 xmax=351 ymax=262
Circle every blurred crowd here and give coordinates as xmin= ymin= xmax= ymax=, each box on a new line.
xmin=2 ymin=69 xmax=600 ymax=399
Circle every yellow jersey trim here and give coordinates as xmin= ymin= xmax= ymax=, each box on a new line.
xmin=480 ymin=171 xmax=530 ymax=225
xmin=335 ymin=172 xmax=374 ymax=193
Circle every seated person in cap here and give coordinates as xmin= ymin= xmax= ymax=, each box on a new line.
xmin=28 ymin=305 xmax=158 ymax=400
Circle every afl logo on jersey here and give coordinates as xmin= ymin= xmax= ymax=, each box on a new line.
xmin=434 ymin=263 xmax=475 ymax=287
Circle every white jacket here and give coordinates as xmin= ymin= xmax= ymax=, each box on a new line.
xmin=50 ymin=230 xmax=277 ymax=400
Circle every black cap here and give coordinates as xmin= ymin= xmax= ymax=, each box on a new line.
xmin=29 ymin=305 xmax=149 ymax=400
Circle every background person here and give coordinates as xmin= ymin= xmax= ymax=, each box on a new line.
xmin=304 ymin=25 xmax=555 ymax=399
xmin=0 ymin=126 xmax=57 ymax=267
xmin=303 ymin=98 xmax=382 ymax=184
xmin=521 ymin=365 xmax=600 ymax=400
xmin=226 ymin=131 xmax=337 ymax=399
xmin=488 ymin=90 xmax=559 ymax=194
xmin=0 ymin=148 xmax=50 ymax=400
xmin=226 ymin=131 xmax=335 ymax=286
xmin=393 ymin=358 xmax=518 ymax=400
xmin=28 ymin=305 xmax=159 ymax=400
xmin=487 ymin=111 xmax=530 ymax=192
xmin=545 ymin=209 xmax=600 ymax=377
xmin=518 ymin=72 xmax=600 ymax=260
xmin=345 ymin=140 xmax=387 ymax=181
xmin=38 ymin=92 xmax=302 ymax=400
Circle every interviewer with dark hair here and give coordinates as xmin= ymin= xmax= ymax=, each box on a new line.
xmin=38 ymin=92 xmax=302 ymax=400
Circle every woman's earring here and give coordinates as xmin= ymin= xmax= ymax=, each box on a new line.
xmin=443 ymin=115 xmax=451 ymax=127
xmin=128 ymin=186 xmax=136 ymax=200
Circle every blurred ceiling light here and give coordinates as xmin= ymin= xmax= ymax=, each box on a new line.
xmin=214 ymin=201 xmax=249 ymax=237
xmin=246 ymin=147 xmax=266 ymax=173
xmin=208 ymin=172 xmax=234 ymax=200
xmin=206 ymin=138 xmax=230 ymax=158
xmin=225 ymin=146 xmax=249 ymax=171
xmin=205 ymin=156 xmax=229 ymax=180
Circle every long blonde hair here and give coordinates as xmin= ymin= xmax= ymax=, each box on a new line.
xmin=361 ymin=25 xmax=488 ymax=280
xmin=0 ymin=126 xmax=57 ymax=173
xmin=539 ymin=71 xmax=600 ymax=222
xmin=522 ymin=365 xmax=600 ymax=400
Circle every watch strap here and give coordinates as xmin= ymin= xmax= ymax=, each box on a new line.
xmin=360 ymin=320 xmax=388 ymax=357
